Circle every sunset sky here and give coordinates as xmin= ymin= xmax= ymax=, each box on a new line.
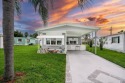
xmin=0 ymin=0 xmax=125 ymax=36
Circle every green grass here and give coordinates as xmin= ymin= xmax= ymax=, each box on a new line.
xmin=0 ymin=45 xmax=66 ymax=83
xmin=86 ymin=45 xmax=125 ymax=68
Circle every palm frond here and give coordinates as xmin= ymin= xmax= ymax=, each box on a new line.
xmin=29 ymin=0 xmax=93 ymax=26
xmin=15 ymin=0 xmax=22 ymax=16
xmin=78 ymin=0 xmax=93 ymax=9
xmin=29 ymin=0 xmax=50 ymax=26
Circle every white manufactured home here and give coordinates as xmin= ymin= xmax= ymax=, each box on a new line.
xmin=0 ymin=34 xmax=3 ymax=48
xmin=101 ymin=33 xmax=125 ymax=53
xmin=36 ymin=23 xmax=99 ymax=54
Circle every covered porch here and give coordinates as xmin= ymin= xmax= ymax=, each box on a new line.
xmin=36 ymin=23 xmax=100 ymax=54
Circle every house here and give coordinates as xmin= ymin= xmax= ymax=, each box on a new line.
xmin=101 ymin=32 xmax=125 ymax=53
xmin=0 ymin=34 xmax=3 ymax=48
xmin=36 ymin=23 xmax=100 ymax=54
xmin=14 ymin=37 xmax=37 ymax=45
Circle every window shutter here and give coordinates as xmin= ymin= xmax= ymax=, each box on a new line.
xmin=118 ymin=36 xmax=120 ymax=43
xmin=111 ymin=37 xmax=113 ymax=43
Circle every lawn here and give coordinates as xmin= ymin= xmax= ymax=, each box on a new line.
xmin=0 ymin=45 xmax=66 ymax=83
xmin=86 ymin=45 xmax=125 ymax=68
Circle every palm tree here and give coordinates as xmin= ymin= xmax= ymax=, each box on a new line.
xmin=2 ymin=0 xmax=15 ymax=81
xmin=2 ymin=0 xmax=92 ymax=81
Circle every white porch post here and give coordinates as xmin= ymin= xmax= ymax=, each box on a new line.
xmin=95 ymin=31 xmax=97 ymax=54
xmin=123 ymin=33 xmax=125 ymax=53
xmin=81 ymin=36 xmax=82 ymax=45
xmin=64 ymin=33 xmax=67 ymax=53
xmin=38 ymin=39 xmax=39 ymax=49
xmin=37 ymin=39 xmax=40 ymax=53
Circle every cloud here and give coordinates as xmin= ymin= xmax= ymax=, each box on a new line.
xmin=96 ymin=15 xmax=109 ymax=25
xmin=87 ymin=17 xmax=96 ymax=21
xmin=48 ymin=0 xmax=78 ymax=23
xmin=0 ymin=0 xmax=125 ymax=36
xmin=75 ymin=18 xmax=89 ymax=22
xmin=74 ymin=15 xmax=109 ymax=26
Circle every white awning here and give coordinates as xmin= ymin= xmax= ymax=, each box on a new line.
xmin=36 ymin=23 xmax=100 ymax=36
xmin=37 ymin=35 xmax=64 ymax=38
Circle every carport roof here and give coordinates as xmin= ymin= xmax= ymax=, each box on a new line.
xmin=35 ymin=23 xmax=100 ymax=36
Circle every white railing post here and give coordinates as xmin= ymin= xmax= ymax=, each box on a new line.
xmin=95 ymin=31 xmax=97 ymax=54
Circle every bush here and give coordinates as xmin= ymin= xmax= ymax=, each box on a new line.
xmin=29 ymin=43 xmax=33 ymax=45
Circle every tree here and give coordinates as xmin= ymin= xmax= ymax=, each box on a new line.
xmin=118 ymin=30 xmax=124 ymax=34
xmin=2 ymin=0 xmax=26 ymax=81
xmin=99 ymin=37 xmax=107 ymax=50
xmin=24 ymin=32 xmax=29 ymax=37
xmin=30 ymin=32 xmax=38 ymax=38
xmin=99 ymin=38 xmax=103 ymax=50
xmin=14 ymin=30 xmax=23 ymax=37
xmin=2 ymin=0 xmax=15 ymax=81
xmin=2 ymin=0 xmax=93 ymax=81
xmin=89 ymin=39 xmax=93 ymax=48
xmin=14 ymin=30 xmax=19 ymax=37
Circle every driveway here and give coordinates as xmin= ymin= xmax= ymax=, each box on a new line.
xmin=65 ymin=51 xmax=125 ymax=83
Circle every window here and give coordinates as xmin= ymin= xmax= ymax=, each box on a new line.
xmin=70 ymin=41 xmax=76 ymax=44
xmin=57 ymin=38 xmax=62 ymax=45
xmin=46 ymin=38 xmax=62 ymax=45
xmin=27 ymin=39 xmax=30 ymax=43
xmin=46 ymin=38 xmax=51 ymax=45
xmin=51 ymin=38 xmax=56 ymax=45
xmin=43 ymin=33 xmax=46 ymax=35
xmin=68 ymin=38 xmax=78 ymax=45
xmin=18 ymin=39 xmax=22 ymax=42
xmin=112 ymin=36 xmax=120 ymax=43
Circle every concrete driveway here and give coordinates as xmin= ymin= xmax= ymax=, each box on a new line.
xmin=65 ymin=51 xmax=125 ymax=83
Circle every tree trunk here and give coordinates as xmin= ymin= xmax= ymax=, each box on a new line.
xmin=100 ymin=41 xmax=103 ymax=50
xmin=89 ymin=40 xmax=93 ymax=48
xmin=43 ymin=20 xmax=48 ymax=27
xmin=2 ymin=0 xmax=14 ymax=81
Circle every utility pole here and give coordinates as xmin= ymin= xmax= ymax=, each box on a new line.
xmin=109 ymin=27 xmax=113 ymax=35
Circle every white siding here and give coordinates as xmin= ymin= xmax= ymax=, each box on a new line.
xmin=0 ymin=36 xmax=3 ymax=48
xmin=103 ymin=34 xmax=124 ymax=53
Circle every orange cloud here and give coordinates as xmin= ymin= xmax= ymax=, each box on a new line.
xmin=96 ymin=15 xmax=109 ymax=25
xmin=49 ymin=0 xmax=78 ymax=22
xmin=75 ymin=18 xmax=89 ymax=22
xmin=47 ymin=0 xmax=125 ymax=36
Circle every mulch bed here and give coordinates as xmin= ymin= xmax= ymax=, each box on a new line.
xmin=0 ymin=72 xmax=25 ymax=83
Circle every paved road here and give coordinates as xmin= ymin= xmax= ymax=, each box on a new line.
xmin=65 ymin=51 xmax=125 ymax=83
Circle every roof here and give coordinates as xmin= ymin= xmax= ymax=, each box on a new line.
xmin=36 ymin=23 xmax=100 ymax=31
xmin=35 ymin=23 xmax=100 ymax=36
xmin=101 ymin=32 xmax=125 ymax=38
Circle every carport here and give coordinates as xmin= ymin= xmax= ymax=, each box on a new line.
xmin=36 ymin=23 xmax=100 ymax=54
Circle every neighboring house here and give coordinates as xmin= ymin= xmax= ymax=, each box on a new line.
xmin=0 ymin=34 xmax=3 ymax=48
xmin=14 ymin=37 xmax=37 ymax=45
xmin=36 ymin=23 xmax=99 ymax=54
xmin=93 ymin=33 xmax=125 ymax=53
xmin=101 ymin=33 xmax=125 ymax=53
